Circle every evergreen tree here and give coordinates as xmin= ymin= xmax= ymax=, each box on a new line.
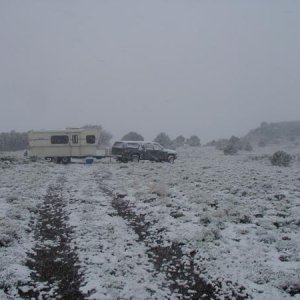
xmin=121 ymin=131 xmax=144 ymax=141
xmin=173 ymin=135 xmax=185 ymax=147
xmin=187 ymin=135 xmax=201 ymax=147
xmin=0 ymin=131 xmax=29 ymax=151
xmin=154 ymin=132 xmax=172 ymax=148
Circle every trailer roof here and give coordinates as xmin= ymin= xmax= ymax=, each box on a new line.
xmin=29 ymin=128 xmax=99 ymax=134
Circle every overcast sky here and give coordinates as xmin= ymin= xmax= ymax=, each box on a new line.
xmin=0 ymin=0 xmax=299 ymax=141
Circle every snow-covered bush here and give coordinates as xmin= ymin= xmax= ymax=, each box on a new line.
xmin=215 ymin=139 xmax=229 ymax=151
xmin=149 ymin=182 xmax=168 ymax=197
xmin=218 ymin=136 xmax=251 ymax=154
xmin=187 ymin=135 xmax=201 ymax=147
xmin=283 ymin=281 xmax=300 ymax=296
xmin=229 ymin=136 xmax=242 ymax=149
xmin=173 ymin=135 xmax=185 ymax=148
xmin=198 ymin=225 xmax=221 ymax=242
xmin=0 ymin=220 xmax=19 ymax=247
xmin=270 ymin=151 xmax=292 ymax=167
xmin=205 ymin=140 xmax=217 ymax=147
xmin=242 ymin=141 xmax=253 ymax=151
xmin=223 ymin=143 xmax=238 ymax=155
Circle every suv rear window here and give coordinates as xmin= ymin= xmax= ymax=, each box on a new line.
xmin=113 ymin=142 xmax=125 ymax=148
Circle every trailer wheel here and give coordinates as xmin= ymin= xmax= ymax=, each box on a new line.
xmin=52 ymin=157 xmax=60 ymax=164
xmin=61 ymin=157 xmax=70 ymax=164
xmin=131 ymin=154 xmax=140 ymax=163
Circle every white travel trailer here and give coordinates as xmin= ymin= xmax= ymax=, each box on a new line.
xmin=28 ymin=128 xmax=100 ymax=163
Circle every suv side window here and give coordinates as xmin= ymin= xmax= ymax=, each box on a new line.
xmin=144 ymin=143 xmax=154 ymax=150
xmin=154 ymin=144 xmax=163 ymax=151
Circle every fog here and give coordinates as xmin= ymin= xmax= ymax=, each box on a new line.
xmin=0 ymin=0 xmax=299 ymax=142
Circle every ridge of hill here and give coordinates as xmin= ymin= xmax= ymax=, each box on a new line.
xmin=244 ymin=121 xmax=300 ymax=146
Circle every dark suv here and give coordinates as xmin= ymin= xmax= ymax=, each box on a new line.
xmin=111 ymin=141 xmax=177 ymax=163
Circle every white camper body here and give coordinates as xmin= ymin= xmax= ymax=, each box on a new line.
xmin=28 ymin=128 xmax=100 ymax=163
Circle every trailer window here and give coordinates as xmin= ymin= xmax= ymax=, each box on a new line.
xmin=51 ymin=135 xmax=69 ymax=144
xmin=72 ymin=135 xmax=78 ymax=144
xmin=86 ymin=135 xmax=96 ymax=144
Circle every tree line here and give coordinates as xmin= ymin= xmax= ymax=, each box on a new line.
xmin=121 ymin=131 xmax=200 ymax=148
xmin=0 ymin=131 xmax=28 ymax=151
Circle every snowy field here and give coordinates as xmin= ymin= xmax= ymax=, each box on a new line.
xmin=0 ymin=145 xmax=300 ymax=299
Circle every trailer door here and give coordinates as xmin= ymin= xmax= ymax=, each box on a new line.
xmin=71 ymin=133 xmax=81 ymax=157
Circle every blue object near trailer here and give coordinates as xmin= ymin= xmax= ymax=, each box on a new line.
xmin=85 ymin=157 xmax=94 ymax=164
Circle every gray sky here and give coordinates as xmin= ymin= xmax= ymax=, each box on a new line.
xmin=0 ymin=0 xmax=299 ymax=142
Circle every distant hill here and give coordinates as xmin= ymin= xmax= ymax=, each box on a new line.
xmin=244 ymin=121 xmax=300 ymax=146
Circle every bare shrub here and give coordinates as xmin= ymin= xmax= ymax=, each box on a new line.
xmin=0 ymin=234 xmax=14 ymax=247
xmin=0 ymin=220 xmax=19 ymax=247
xmin=187 ymin=135 xmax=201 ymax=147
xmin=270 ymin=151 xmax=292 ymax=167
xmin=198 ymin=226 xmax=221 ymax=242
xmin=150 ymin=182 xmax=168 ymax=197
xmin=223 ymin=143 xmax=238 ymax=155
xmin=6 ymin=195 xmax=19 ymax=203
xmin=218 ymin=136 xmax=251 ymax=154
xmin=242 ymin=141 xmax=253 ymax=151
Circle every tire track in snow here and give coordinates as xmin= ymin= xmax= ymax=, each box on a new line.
xmin=62 ymin=166 xmax=171 ymax=299
xmin=19 ymin=177 xmax=84 ymax=299
xmin=96 ymin=172 xmax=218 ymax=300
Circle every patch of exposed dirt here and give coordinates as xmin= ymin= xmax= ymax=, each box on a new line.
xmin=19 ymin=177 xmax=84 ymax=299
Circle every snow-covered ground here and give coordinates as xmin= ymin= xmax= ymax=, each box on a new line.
xmin=0 ymin=145 xmax=299 ymax=299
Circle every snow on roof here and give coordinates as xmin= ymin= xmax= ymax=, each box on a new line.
xmin=114 ymin=140 xmax=157 ymax=144
xmin=29 ymin=128 xmax=99 ymax=134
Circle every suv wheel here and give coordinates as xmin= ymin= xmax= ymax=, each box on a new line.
xmin=121 ymin=157 xmax=128 ymax=163
xmin=61 ymin=157 xmax=70 ymax=164
xmin=168 ymin=155 xmax=175 ymax=164
xmin=131 ymin=154 xmax=140 ymax=163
